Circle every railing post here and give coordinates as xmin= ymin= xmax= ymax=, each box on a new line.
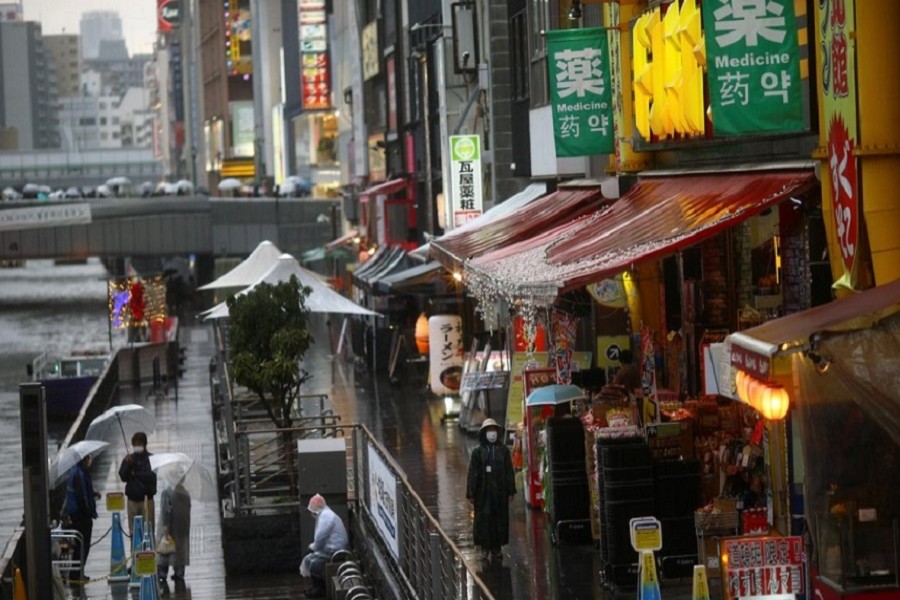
xmin=429 ymin=531 xmax=441 ymax=600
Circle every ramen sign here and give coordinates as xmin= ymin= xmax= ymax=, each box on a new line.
xmin=158 ymin=0 xmax=181 ymax=33
xmin=429 ymin=315 xmax=463 ymax=395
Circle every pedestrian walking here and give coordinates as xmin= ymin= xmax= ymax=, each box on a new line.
xmin=466 ymin=418 xmax=516 ymax=563
xmin=157 ymin=481 xmax=191 ymax=582
xmin=65 ymin=454 xmax=101 ymax=582
xmin=118 ymin=432 xmax=158 ymax=535
xmin=299 ymin=494 xmax=350 ymax=598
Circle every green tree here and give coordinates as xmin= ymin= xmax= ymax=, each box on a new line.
xmin=227 ymin=275 xmax=314 ymax=497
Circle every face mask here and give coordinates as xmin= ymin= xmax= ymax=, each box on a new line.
xmin=486 ymin=431 xmax=498 ymax=444
xmin=133 ymin=446 xmax=145 ymax=454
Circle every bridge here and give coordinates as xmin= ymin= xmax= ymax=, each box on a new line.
xmin=0 ymin=196 xmax=341 ymax=261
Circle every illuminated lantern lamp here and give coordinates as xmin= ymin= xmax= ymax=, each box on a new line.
xmin=734 ymin=369 xmax=747 ymax=403
xmin=753 ymin=382 xmax=790 ymax=421
xmin=415 ymin=313 xmax=430 ymax=355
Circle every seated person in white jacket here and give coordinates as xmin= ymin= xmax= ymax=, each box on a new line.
xmin=299 ymin=494 xmax=350 ymax=598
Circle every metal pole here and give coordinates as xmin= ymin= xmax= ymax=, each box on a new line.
xmin=420 ymin=52 xmax=434 ymax=236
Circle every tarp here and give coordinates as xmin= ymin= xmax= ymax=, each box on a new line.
xmin=198 ymin=240 xmax=282 ymax=290
xmin=374 ymin=261 xmax=443 ymax=294
xmin=466 ymin=169 xmax=816 ymax=304
xmin=203 ymin=254 xmax=380 ymax=319
xmin=430 ymin=184 xmax=609 ymax=272
xmin=412 ymin=183 xmax=549 ymax=262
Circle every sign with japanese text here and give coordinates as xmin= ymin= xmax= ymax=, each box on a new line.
xmin=428 ymin=315 xmax=464 ymax=395
xmin=367 ymin=443 xmax=400 ymax=560
xmin=546 ymin=28 xmax=614 ymax=156
xmin=449 ymin=135 xmax=483 ymax=227
xmin=0 ymin=203 xmax=91 ymax=232
xmin=630 ymin=517 xmax=663 ymax=552
xmin=106 ymin=492 xmax=125 ymax=512
xmin=722 ymin=536 xmax=805 ymax=598
xmin=730 ymin=343 xmax=771 ymax=381
xmin=134 ymin=551 xmax=157 ymax=576
xmin=704 ymin=0 xmax=804 ymax=135
xmin=158 ymin=0 xmax=180 ymax=33
xmin=816 ymin=0 xmax=860 ymax=291
xmin=299 ymin=0 xmax=330 ymax=109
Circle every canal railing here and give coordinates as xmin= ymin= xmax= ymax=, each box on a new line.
xmin=0 ymin=340 xmax=174 ymax=597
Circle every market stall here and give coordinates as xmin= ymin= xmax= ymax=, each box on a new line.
xmin=726 ymin=278 xmax=900 ymax=600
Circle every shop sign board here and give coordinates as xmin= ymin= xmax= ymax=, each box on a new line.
xmin=721 ymin=536 xmax=804 ymax=599
xmin=730 ymin=344 xmax=771 ymax=381
xmin=546 ymin=27 xmax=614 ymax=157
xmin=367 ymin=443 xmax=400 ymax=560
xmin=817 ymin=0 xmax=860 ymax=291
xmin=449 ymin=135 xmax=483 ymax=227
xmin=299 ymin=0 xmax=330 ymax=110
xmin=703 ymin=0 xmax=804 ymax=135
xmin=134 ymin=550 xmax=157 ymax=576
xmin=158 ymin=0 xmax=180 ymax=33
xmin=428 ymin=315 xmax=463 ymax=396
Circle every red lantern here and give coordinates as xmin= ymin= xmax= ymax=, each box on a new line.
xmin=754 ymin=383 xmax=790 ymax=420
xmin=129 ymin=281 xmax=145 ymax=323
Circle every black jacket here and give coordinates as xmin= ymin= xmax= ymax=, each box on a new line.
xmin=118 ymin=451 xmax=157 ymax=502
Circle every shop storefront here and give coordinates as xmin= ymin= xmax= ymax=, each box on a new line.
xmin=727 ymin=279 xmax=900 ymax=600
xmin=292 ymin=112 xmax=341 ymax=198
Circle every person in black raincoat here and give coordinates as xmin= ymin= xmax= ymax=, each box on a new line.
xmin=466 ymin=418 xmax=516 ymax=563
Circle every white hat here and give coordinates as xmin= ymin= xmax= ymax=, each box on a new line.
xmin=479 ymin=418 xmax=501 ymax=433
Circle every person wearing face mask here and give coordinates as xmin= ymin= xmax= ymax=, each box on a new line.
xmin=466 ymin=418 xmax=516 ymax=563
xmin=118 ymin=432 xmax=157 ymax=536
xmin=298 ymin=494 xmax=349 ymax=598
xmin=65 ymin=454 xmax=101 ymax=583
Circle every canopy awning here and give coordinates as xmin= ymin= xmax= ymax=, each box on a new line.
xmin=467 ymin=169 xmax=816 ymax=304
xmin=430 ymin=184 xmax=609 ymax=272
xmin=727 ymin=278 xmax=900 ymax=379
xmin=203 ymin=254 xmax=380 ymax=320
xmin=360 ymin=178 xmax=407 ymax=199
xmin=197 ymin=240 xmax=282 ymax=290
xmin=374 ymin=261 xmax=444 ymax=294
xmin=411 ymin=183 xmax=548 ymax=263
xmin=325 ymin=229 xmax=359 ymax=251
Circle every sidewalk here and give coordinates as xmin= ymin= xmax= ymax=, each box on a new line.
xmin=74 ymin=319 xmax=711 ymax=599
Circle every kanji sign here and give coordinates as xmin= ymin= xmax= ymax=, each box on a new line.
xmin=449 ymin=135 xmax=483 ymax=227
xmin=722 ymin=536 xmax=805 ymax=598
xmin=546 ymin=28 xmax=614 ymax=157
xmin=704 ymin=0 xmax=804 ymax=135
xmin=817 ymin=0 xmax=860 ymax=290
xmin=428 ymin=315 xmax=463 ymax=396
xmin=298 ymin=0 xmax=330 ymax=109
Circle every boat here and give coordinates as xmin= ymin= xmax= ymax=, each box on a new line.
xmin=29 ymin=350 xmax=110 ymax=419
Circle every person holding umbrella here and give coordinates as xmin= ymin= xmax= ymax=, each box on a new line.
xmin=156 ymin=480 xmax=191 ymax=583
xmin=466 ymin=418 xmax=516 ymax=564
xmin=118 ymin=432 xmax=158 ymax=535
xmin=65 ymin=453 xmax=101 ymax=582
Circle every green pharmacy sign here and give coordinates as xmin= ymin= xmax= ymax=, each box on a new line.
xmin=546 ymin=28 xmax=614 ymax=157
xmin=704 ymin=0 xmax=804 ymax=135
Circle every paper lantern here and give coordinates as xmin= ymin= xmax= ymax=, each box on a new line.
xmin=415 ymin=313 xmax=430 ymax=355
xmin=753 ymin=383 xmax=790 ymax=421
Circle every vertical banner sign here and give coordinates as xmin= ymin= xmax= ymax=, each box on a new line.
xmin=817 ymin=0 xmax=859 ymax=291
xmin=551 ymin=311 xmax=577 ymax=384
xmin=640 ymin=325 xmax=660 ymax=425
xmin=704 ymin=0 xmax=804 ymax=135
xmin=367 ymin=443 xmax=400 ymax=560
xmin=429 ymin=315 xmax=463 ymax=395
xmin=449 ymin=135 xmax=483 ymax=227
xmin=546 ymin=28 xmax=614 ymax=157
xmin=298 ymin=0 xmax=330 ymax=109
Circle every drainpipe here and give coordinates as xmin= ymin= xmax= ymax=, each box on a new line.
xmin=418 ymin=51 xmax=434 ymax=237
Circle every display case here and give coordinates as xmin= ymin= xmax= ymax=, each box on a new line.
xmin=817 ymin=514 xmax=899 ymax=592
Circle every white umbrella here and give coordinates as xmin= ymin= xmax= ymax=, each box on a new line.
xmin=65 ymin=186 xmax=82 ymax=198
xmin=150 ymin=452 xmax=217 ymax=501
xmin=3 ymin=186 xmax=21 ymax=200
xmin=175 ymin=180 xmax=194 ymax=193
xmin=85 ymin=404 xmax=156 ymax=449
xmin=197 ymin=240 xmax=282 ymax=290
xmin=22 ymin=183 xmax=40 ymax=194
xmin=106 ymin=176 xmax=132 ymax=187
xmin=217 ymin=178 xmax=242 ymax=191
xmin=96 ymin=184 xmax=112 ymax=198
xmin=49 ymin=440 xmax=109 ymax=487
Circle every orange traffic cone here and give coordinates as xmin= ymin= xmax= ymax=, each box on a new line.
xmin=13 ymin=566 xmax=26 ymax=600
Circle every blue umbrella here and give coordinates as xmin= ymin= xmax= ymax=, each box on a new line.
xmin=525 ymin=384 xmax=585 ymax=406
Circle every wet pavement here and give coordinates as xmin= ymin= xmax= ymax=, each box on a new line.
xmin=67 ymin=317 xmax=704 ymax=599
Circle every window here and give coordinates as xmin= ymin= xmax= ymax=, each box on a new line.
xmin=112 ymin=132 xmax=120 ymax=140
xmin=79 ymin=117 xmax=96 ymax=126
xmin=99 ymin=102 xmax=107 ymax=109
xmin=529 ymin=0 xmax=551 ymax=108
xmin=101 ymin=132 xmax=108 ymax=140
xmin=510 ymin=9 xmax=529 ymax=103
xmin=112 ymin=117 xmax=120 ymax=125
xmin=100 ymin=117 xmax=107 ymax=125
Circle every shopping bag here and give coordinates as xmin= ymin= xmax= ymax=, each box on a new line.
xmin=157 ymin=532 xmax=176 ymax=555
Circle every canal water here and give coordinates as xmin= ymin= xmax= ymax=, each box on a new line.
xmin=0 ymin=259 xmax=111 ymax=544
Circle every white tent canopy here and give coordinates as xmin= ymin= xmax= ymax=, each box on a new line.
xmin=203 ymin=254 xmax=380 ymax=319
xmin=198 ymin=240 xmax=283 ymax=290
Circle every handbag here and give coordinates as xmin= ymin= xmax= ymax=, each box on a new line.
xmin=157 ymin=531 xmax=176 ymax=555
